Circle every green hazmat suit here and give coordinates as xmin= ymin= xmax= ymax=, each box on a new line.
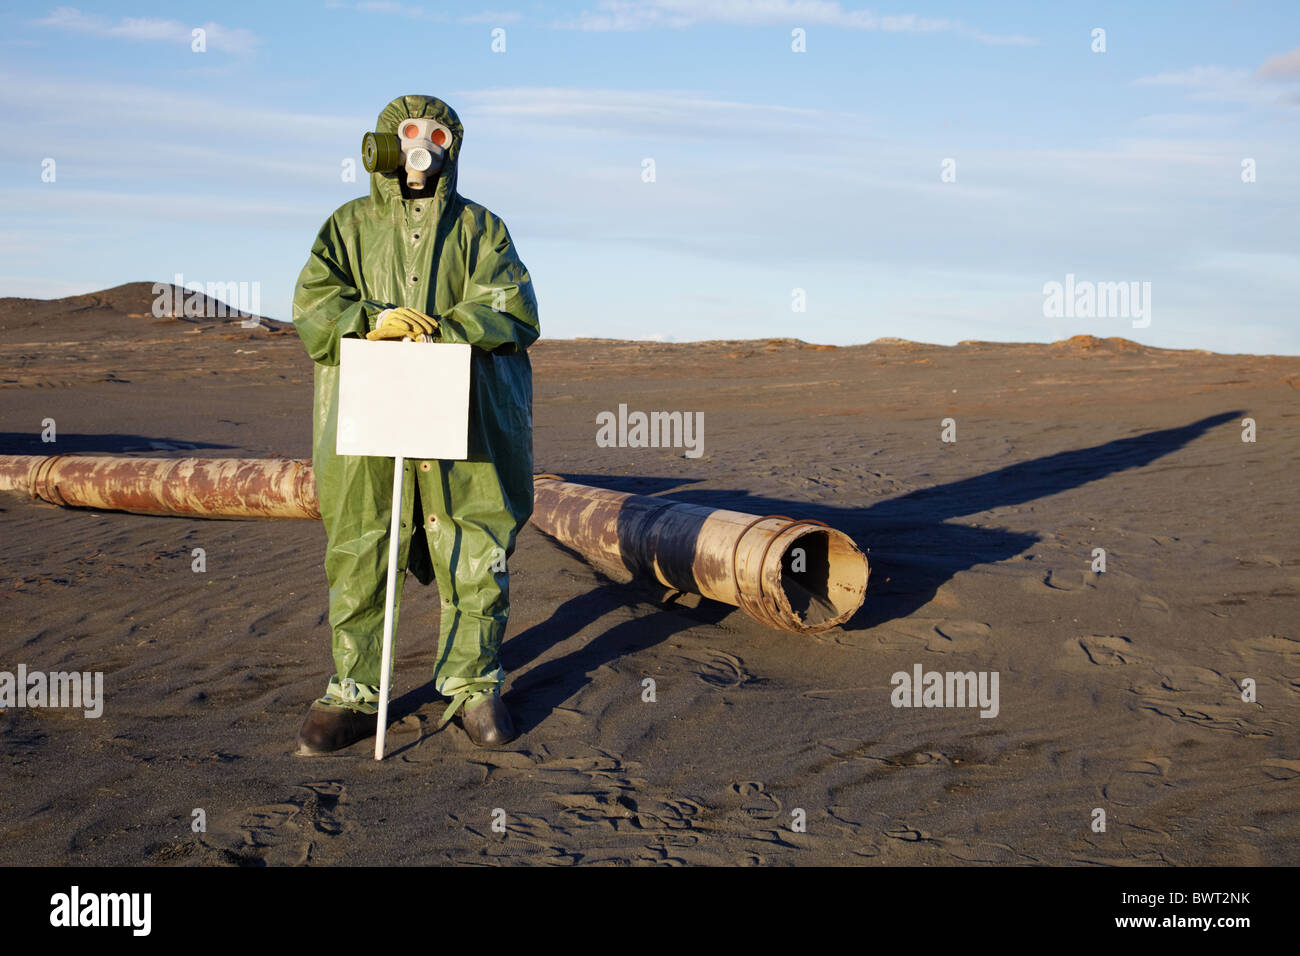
xmin=292 ymin=94 xmax=539 ymax=721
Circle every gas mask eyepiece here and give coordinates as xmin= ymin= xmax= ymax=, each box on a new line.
xmin=361 ymin=118 xmax=451 ymax=189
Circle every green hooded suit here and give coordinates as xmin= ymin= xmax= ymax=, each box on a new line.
xmin=292 ymin=95 xmax=539 ymax=719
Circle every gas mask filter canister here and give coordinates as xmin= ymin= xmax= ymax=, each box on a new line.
xmin=362 ymin=118 xmax=451 ymax=188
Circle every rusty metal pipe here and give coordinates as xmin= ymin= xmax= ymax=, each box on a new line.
xmin=0 ymin=455 xmax=868 ymax=633
xmin=530 ymin=476 xmax=868 ymax=634
xmin=0 ymin=454 xmax=319 ymax=519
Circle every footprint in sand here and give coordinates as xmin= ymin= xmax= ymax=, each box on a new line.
xmin=1066 ymin=634 xmax=1146 ymax=668
xmin=449 ymin=809 xmax=580 ymax=865
xmin=1137 ymin=593 xmax=1170 ymax=613
xmin=1024 ymin=569 xmax=1097 ymax=593
xmin=552 ymin=791 xmax=639 ymax=831
xmin=203 ymin=780 xmax=348 ymax=866
xmin=535 ymin=748 xmax=649 ymax=790
xmin=944 ymin=841 xmax=1030 ymax=864
xmin=884 ymin=824 xmax=935 ymax=843
xmin=659 ymin=797 xmax=708 ymax=827
xmin=879 ymin=619 xmax=991 ymax=653
xmin=679 ymin=650 xmax=764 ymax=688
xmin=535 ymin=749 xmax=704 ymax=835
xmin=1100 ymin=757 xmax=1175 ymax=806
xmin=1259 ymin=759 xmax=1300 ymax=781
xmin=732 ymin=781 xmax=782 ymax=822
xmin=553 ymin=791 xmax=705 ymax=833
xmin=1130 ymin=665 xmax=1267 ymax=737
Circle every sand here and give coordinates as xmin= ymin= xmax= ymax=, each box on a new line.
xmin=1 ymin=282 xmax=1297 ymax=865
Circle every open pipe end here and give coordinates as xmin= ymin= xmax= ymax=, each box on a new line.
xmin=768 ymin=527 xmax=869 ymax=634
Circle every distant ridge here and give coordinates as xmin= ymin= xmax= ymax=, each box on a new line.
xmin=0 ymin=284 xmax=1245 ymax=356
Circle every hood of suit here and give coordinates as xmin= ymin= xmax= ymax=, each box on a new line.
xmin=370 ymin=94 xmax=464 ymax=212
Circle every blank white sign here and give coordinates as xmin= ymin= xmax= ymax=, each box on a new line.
xmin=336 ymin=338 xmax=471 ymax=460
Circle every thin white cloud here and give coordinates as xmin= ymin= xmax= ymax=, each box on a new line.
xmin=558 ymin=0 xmax=945 ymax=31
xmin=1135 ymin=64 xmax=1298 ymax=107
xmin=325 ymin=1 xmax=428 ymax=16
xmin=461 ymin=10 xmax=523 ymax=24
xmin=1133 ymin=111 xmax=1242 ymax=134
xmin=1136 ymin=65 xmax=1249 ymax=88
xmin=554 ymin=0 xmax=1036 ymax=45
xmin=0 ymin=71 xmax=356 ymax=140
xmin=0 ymin=186 xmax=322 ymax=224
xmin=324 ymin=1 xmax=521 ymax=23
xmin=453 ymin=85 xmax=859 ymax=141
xmin=0 ymin=74 xmax=850 ymax=159
xmin=355 ymin=1 xmax=423 ymax=14
xmin=32 ymin=6 xmax=261 ymax=55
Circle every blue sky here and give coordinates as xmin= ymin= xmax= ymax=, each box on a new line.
xmin=1 ymin=1 xmax=1297 ymax=353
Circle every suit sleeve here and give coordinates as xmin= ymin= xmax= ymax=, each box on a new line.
xmin=439 ymin=214 xmax=540 ymax=354
xmin=292 ymin=215 xmax=387 ymax=367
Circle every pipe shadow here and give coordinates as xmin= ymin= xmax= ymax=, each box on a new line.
xmin=502 ymin=585 xmax=731 ymax=735
xmin=398 ymin=410 xmax=1242 ymax=740
xmin=386 ymin=582 xmax=728 ymax=742
xmin=537 ymin=410 xmax=1243 ymax=634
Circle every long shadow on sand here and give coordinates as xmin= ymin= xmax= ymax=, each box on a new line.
xmin=500 ymin=587 xmax=732 ymax=735
xmin=384 ymin=582 xmax=733 ymax=738
xmin=394 ymin=411 xmax=1239 ymax=735
xmin=507 ymin=410 xmax=1241 ymax=713
xmin=387 ymin=588 xmax=729 ymax=738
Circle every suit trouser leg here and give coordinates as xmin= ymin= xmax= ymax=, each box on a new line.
xmin=419 ymin=459 xmax=519 ymax=719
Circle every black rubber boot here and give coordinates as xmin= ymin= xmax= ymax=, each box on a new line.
xmin=296 ymin=702 xmax=378 ymax=755
xmin=459 ymin=693 xmax=516 ymax=749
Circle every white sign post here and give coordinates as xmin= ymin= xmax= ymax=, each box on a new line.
xmin=336 ymin=337 xmax=471 ymax=760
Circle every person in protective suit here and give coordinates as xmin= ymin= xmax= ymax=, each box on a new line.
xmin=292 ymin=94 xmax=539 ymax=753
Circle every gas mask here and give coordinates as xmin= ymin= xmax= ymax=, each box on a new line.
xmin=362 ymin=118 xmax=452 ymax=189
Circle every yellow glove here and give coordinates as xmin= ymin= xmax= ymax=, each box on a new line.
xmin=366 ymin=307 xmax=440 ymax=341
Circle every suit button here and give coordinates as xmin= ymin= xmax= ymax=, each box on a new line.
xmin=419 ymin=461 xmax=431 ymax=472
